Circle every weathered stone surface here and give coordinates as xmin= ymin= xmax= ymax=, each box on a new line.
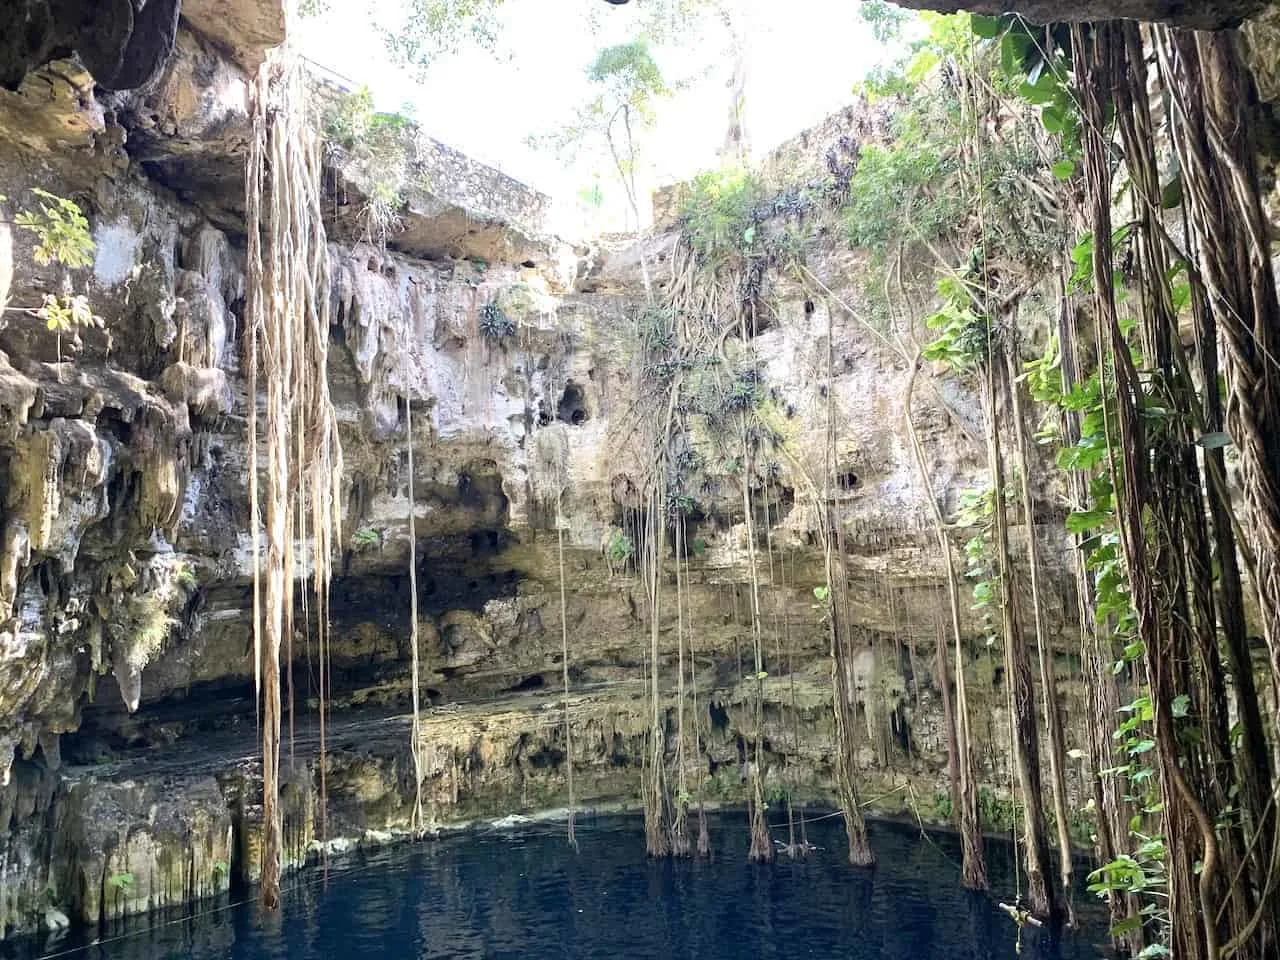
xmin=181 ymin=0 xmax=287 ymax=74
xmin=887 ymin=0 xmax=1265 ymax=28
xmin=0 ymin=0 xmax=181 ymax=92
xmin=0 ymin=5 xmax=1131 ymax=942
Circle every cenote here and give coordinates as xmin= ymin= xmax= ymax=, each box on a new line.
xmin=14 ymin=816 xmax=1109 ymax=960
xmin=7 ymin=0 xmax=1280 ymax=957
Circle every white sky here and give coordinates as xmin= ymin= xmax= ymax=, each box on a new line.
xmin=297 ymin=0 xmax=905 ymax=229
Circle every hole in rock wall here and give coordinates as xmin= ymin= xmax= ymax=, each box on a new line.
xmin=837 ymin=471 xmax=859 ymax=491
xmin=529 ymin=746 xmax=565 ymax=769
xmin=709 ymin=699 xmax=730 ymax=732
xmin=804 ymin=299 xmax=815 ymax=315
xmin=503 ymin=674 xmax=546 ymax=693
xmin=557 ymin=381 xmax=589 ymax=425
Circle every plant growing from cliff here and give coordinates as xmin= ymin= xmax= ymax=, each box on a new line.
xmin=106 ymin=872 xmax=134 ymax=893
xmin=605 ymin=529 xmax=635 ymax=566
xmin=12 ymin=189 xmax=94 ymax=269
xmin=478 ymin=301 xmax=515 ymax=339
xmin=174 ymin=560 xmax=199 ymax=590
xmin=679 ymin=169 xmax=765 ymax=262
xmin=322 ymin=87 xmax=412 ymax=246
xmin=2 ymin=190 xmax=102 ymax=358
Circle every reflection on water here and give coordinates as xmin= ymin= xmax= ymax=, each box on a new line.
xmin=12 ymin=814 xmax=1111 ymax=960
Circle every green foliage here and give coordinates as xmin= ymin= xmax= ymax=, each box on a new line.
xmin=922 ymin=273 xmax=990 ymax=371
xmin=577 ymin=181 xmax=606 ymax=211
xmin=587 ymin=41 xmax=670 ymax=121
xmin=174 ymin=561 xmax=198 ymax=590
xmin=380 ymin=0 xmax=506 ymax=74
xmin=845 ymin=10 xmax=1070 ymax=296
xmin=350 ymin=527 xmax=381 ymax=549
xmin=977 ymin=786 xmax=1020 ymax=831
xmin=931 ymin=790 xmax=954 ymax=821
xmin=3 ymin=190 xmax=101 ymax=345
xmin=690 ymin=537 xmax=707 ymax=557
xmin=15 ymin=188 xmax=95 ymax=269
xmin=858 ymin=0 xmax=909 ymax=44
xmin=845 ymin=140 xmax=963 ymax=254
xmin=35 ymin=293 xmax=100 ymax=333
xmin=969 ymin=16 xmax=1081 ymax=159
xmin=679 ymin=169 xmax=766 ymax=261
xmin=479 ymin=301 xmax=515 ymax=339
xmin=323 ymin=87 xmax=412 ymax=151
xmin=606 ymin=529 xmax=635 ymax=564
xmin=956 ymin=486 xmax=1001 ymax=646
xmin=106 ymin=872 xmax=135 ymax=892
xmin=322 ymin=87 xmax=412 ymax=243
xmin=531 ymin=39 xmax=673 ymax=226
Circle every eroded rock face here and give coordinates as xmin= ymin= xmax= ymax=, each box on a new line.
xmin=13 ymin=0 xmax=1260 ymax=940
xmin=0 ymin=0 xmax=182 ymax=92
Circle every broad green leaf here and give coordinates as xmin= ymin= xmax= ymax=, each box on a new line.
xmin=1066 ymin=508 xmax=1108 ymax=535
xmin=1170 ymin=694 xmax=1191 ymax=718
xmin=1051 ymin=159 xmax=1076 ymax=181
xmin=1111 ymin=915 xmax=1144 ymax=936
xmin=970 ymin=14 xmax=1003 ymax=38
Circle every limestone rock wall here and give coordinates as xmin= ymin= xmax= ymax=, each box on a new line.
xmin=0 ymin=0 xmax=1099 ymax=943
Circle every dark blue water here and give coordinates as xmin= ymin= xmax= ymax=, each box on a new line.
xmin=22 ymin=814 xmax=1111 ymax=960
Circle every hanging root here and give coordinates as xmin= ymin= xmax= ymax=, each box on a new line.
xmin=245 ymin=43 xmax=343 ymax=911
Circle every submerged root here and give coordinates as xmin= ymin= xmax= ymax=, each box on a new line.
xmin=697 ymin=801 xmax=711 ymax=858
xmin=845 ymin=819 xmax=877 ymax=868
xmin=670 ymin=802 xmax=692 ymax=858
xmin=780 ymin=796 xmax=809 ymax=861
xmin=747 ymin=777 xmax=774 ymax=864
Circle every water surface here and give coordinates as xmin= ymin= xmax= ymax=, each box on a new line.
xmin=22 ymin=813 xmax=1111 ymax=960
